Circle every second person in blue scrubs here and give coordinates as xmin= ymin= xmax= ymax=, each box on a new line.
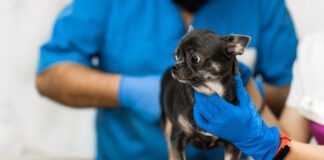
xmin=36 ymin=0 xmax=297 ymax=159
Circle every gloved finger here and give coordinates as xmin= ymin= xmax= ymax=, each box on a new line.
xmin=234 ymin=74 xmax=245 ymax=91
xmin=193 ymin=108 xmax=217 ymax=133
xmin=194 ymin=90 xmax=236 ymax=122
xmin=193 ymin=105 xmax=210 ymax=125
xmin=194 ymin=91 xmax=209 ymax=104
xmin=205 ymin=94 xmax=234 ymax=111
xmin=194 ymin=91 xmax=220 ymax=119
xmin=196 ymin=102 xmax=217 ymax=120
xmin=235 ymin=75 xmax=251 ymax=107
xmin=197 ymin=101 xmax=233 ymax=125
xmin=194 ymin=91 xmax=230 ymax=114
xmin=194 ymin=115 xmax=211 ymax=132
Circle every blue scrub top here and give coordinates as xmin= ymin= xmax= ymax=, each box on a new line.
xmin=37 ymin=0 xmax=297 ymax=159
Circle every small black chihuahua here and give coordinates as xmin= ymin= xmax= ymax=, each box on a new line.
xmin=160 ymin=26 xmax=250 ymax=160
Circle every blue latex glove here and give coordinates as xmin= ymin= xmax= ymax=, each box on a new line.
xmin=193 ymin=75 xmax=280 ymax=160
xmin=238 ymin=62 xmax=253 ymax=86
xmin=118 ymin=75 xmax=162 ymax=123
xmin=238 ymin=62 xmax=266 ymax=96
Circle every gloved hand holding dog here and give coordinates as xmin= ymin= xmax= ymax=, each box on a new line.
xmin=193 ymin=75 xmax=280 ymax=160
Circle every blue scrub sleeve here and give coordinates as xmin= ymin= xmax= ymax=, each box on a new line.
xmin=37 ymin=0 xmax=111 ymax=73
xmin=256 ymin=0 xmax=298 ymax=86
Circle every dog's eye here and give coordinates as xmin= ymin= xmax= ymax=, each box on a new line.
xmin=191 ymin=55 xmax=200 ymax=64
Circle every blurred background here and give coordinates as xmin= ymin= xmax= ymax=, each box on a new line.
xmin=0 ymin=0 xmax=323 ymax=159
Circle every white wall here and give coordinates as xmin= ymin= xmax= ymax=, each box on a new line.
xmin=0 ymin=0 xmax=323 ymax=158
xmin=0 ymin=0 xmax=94 ymax=158
xmin=286 ymin=0 xmax=324 ymax=38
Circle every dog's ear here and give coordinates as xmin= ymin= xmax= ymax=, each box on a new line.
xmin=224 ymin=34 xmax=251 ymax=57
xmin=188 ymin=25 xmax=195 ymax=33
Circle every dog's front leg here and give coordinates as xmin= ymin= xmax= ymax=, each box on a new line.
xmin=168 ymin=129 xmax=188 ymax=160
xmin=224 ymin=144 xmax=242 ymax=160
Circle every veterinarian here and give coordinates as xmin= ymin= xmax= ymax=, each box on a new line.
xmin=193 ymin=75 xmax=324 ymax=160
xmin=36 ymin=0 xmax=297 ymax=159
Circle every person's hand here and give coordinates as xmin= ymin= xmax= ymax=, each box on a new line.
xmin=193 ymin=75 xmax=280 ymax=160
xmin=118 ymin=75 xmax=161 ymax=123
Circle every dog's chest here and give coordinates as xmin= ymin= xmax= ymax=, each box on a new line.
xmin=184 ymin=81 xmax=227 ymax=149
xmin=177 ymin=114 xmax=220 ymax=149
xmin=193 ymin=80 xmax=225 ymax=97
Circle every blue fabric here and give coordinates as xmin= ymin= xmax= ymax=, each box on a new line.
xmin=194 ymin=75 xmax=280 ymax=160
xmin=37 ymin=0 xmax=297 ymax=159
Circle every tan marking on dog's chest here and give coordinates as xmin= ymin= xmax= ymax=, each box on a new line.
xmin=178 ymin=115 xmax=193 ymax=134
xmin=204 ymin=81 xmax=225 ymax=97
xmin=193 ymin=80 xmax=225 ymax=97
xmin=193 ymin=86 xmax=214 ymax=95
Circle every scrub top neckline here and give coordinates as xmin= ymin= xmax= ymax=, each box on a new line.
xmin=173 ymin=0 xmax=215 ymax=32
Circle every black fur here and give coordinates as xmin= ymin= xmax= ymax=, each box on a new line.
xmin=172 ymin=0 xmax=208 ymax=13
xmin=160 ymin=29 xmax=250 ymax=160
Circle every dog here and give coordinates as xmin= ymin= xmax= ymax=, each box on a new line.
xmin=160 ymin=26 xmax=250 ymax=160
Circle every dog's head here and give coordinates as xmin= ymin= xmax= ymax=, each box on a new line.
xmin=171 ymin=26 xmax=250 ymax=86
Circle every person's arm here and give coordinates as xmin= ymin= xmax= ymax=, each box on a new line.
xmin=279 ymin=52 xmax=312 ymax=142
xmin=248 ymin=80 xmax=305 ymax=133
xmin=280 ymin=107 xmax=311 ymax=142
xmin=286 ymin=140 xmax=324 ymax=160
xmin=36 ymin=61 xmax=163 ymax=123
xmin=263 ymin=83 xmax=290 ymax=116
xmin=36 ymin=63 xmax=120 ymax=108
xmin=248 ymin=78 xmax=309 ymax=138
xmin=239 ymin=62 xmax=279 ymax=127
xmin=257 ymin=0 xmax=298 ymax=116
xmin=246 ymin=78 xmax=280 ymax=127
xmin=36 ymin=0 xmax=113 ymax=107
xmin=35 ymin=0 xmax=162 ymax=123
xmin=245 ymin=78 xmax=262 ymax=110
